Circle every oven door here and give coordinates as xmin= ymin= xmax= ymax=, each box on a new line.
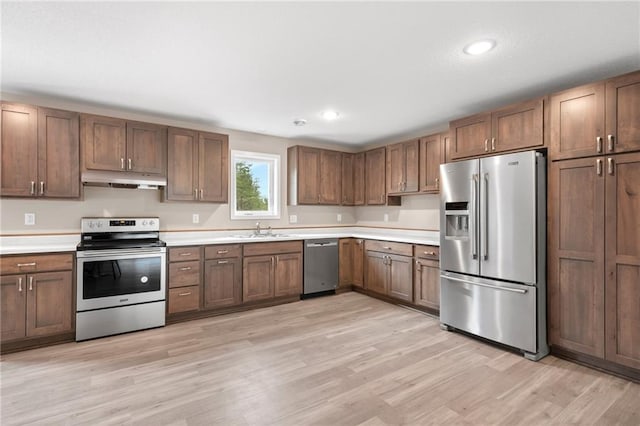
xmin=76 ymin=248 xmax=166 ymax=312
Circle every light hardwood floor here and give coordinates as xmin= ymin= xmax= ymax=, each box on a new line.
xmin=1 ymin=292 xmax=639 ymax=425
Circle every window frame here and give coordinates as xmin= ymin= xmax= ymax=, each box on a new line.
xmin=230 ymin=150 xmax=281 ymax=220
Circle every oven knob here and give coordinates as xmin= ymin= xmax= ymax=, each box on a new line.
xmin=142 ymin=220 xmax=148 ymax=226
xmin=96 ymin=222 xmax=103 ymax=228
xmin=88 ymin=221 xmax=96 ymax=229
xmin=148 ymin=220 xmax=155 ymax=227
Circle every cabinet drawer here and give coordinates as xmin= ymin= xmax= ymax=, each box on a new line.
xmin=243 ymin=241 xmax=302 ymax=257
xmin=168 ymin=260 xmax=201 ymax=288
xmin=414 ymin=245 xmax=439 ymax=260
xmin=1 ymin=253 xmax=73 ymax=274
xmin=205 ymin=244 xmax=241 ymax=259
xmin=364 ymin=240 xmax=413 ymax=256
xmin=168 ymin=246 xmax=201 ymax=262
xmin=168 ymin=286 xmax=200 ymax=314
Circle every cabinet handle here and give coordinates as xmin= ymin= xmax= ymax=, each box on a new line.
xmin=121 ymin=158 xmax=125 ymax=169
xmin=415 ymin=260 xmax=422 ymax=270
xmin=435 ymin=177 xmax=439 ymax=188
xmin=380 ymin=194 xmax=384 ymax=203
xmin=271 ymin=257 xmax=275 ymax=268
xmin=596 ymin=136 xmax=603 ymax=153
xmin=178 ymin=292 xmax=192 ymax=297
xmin=356 ymin=240 xmax=362 ymax=245
xmin=179 ymin=252 xmax=192 ymax=256
xmin=200 ymin=189 xmax=204 ymax=199
xmin=491 ymin=138 xmax=496 ymax=151
xmin=383 ymin=246 xmax=392 ymax=250
xmin=608 ymin=158 xmax=614 ymax=175
xmin=484 ymin=139 xmax=489 ymax=152
xmin=608 ymin=135 xmax=615 ymax=152
xmin=18 ymin=277 xmax=23 ymax=292
xmin=424 ymin=251 xmax=436 ymax=256
xmin=17 ymin=262 xmax=36 ymax=267
xmin=217 ymin=260 xmax=229 ymax=264
xmin=30 ymin=181 xmax=35 ymax=195
xmin=217 ymin=250 xmax=229 ymax=254
xmin=317 ymin=194 xmax=321 ymax=202
xmin=179 ymin=267 xmax=192 ymax=271
xmin=29 ymin=276 xmax=33 ymax=291
xmin=194 ymin=188 xmax=198 ymax=199
xmin=128 ymin=158 xmax=132 ymax=170
xmin=40 ymin=181 xmax=45 ymax=195
xmin=596 ymin=159 xmax=603 ymax=176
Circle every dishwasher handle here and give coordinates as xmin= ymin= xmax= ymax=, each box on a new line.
xmin=305 ymin=242 xmax=338 ymax=248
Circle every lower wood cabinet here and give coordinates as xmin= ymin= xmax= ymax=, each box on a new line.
xmin=204 ymin=256 xmax=242 ymax=309
xmin=167 ymin=246 xmax=202 ymax=314
xmin=363 ymin=240 xmax=413 ymax=302
xmin=243 ymin=241 xmax=302 ymax=302
xmin=338 ymin=238 xmax=365 ymax=288
xmin=0 ymin=254 xmax=74 ymax=343
xmin=414 ymin=245 xmax=440 ymax=311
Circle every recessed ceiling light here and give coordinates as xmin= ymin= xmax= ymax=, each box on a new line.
xmin=321 ymin=110 xmax=340 ymax=120
xmin=293 ymin=118 xmax=307 ymax=126
xmin=463 ymin=39 xmax=496 ymax=55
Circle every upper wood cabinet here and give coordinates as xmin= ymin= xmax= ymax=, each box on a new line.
xmin=419 ymin=133 xmax=446 ymax=193
xmin=81 ymin=114 xmax=167 ymax=175
xmin=166 ymin=128 xmax=228 ymax=203
xmin=353 ymin=152 xmax=365 ymax=206
xmin=606 ymin=71 xmax=640 ymax=155
xmin=449 ymin=98 xmax=544 ymax=161
xmin=287 ymin=146 xmax=342 ymax=205
xmin=365 ymin=147 xmax=386 ymax=205
xmin=386 ymin=139 xmax=419 ymax=195
xmin=1 ymin=103 xmax=80 ymax=198
xmin=341 ymin=153 xmax=354 ymax=205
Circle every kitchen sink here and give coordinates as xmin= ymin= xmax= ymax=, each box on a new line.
xmin=231 ymin=233 xmax=293 ymax=239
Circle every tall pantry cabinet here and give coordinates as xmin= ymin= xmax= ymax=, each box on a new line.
xmin=548 ymin=70 xmax=640 ymax=371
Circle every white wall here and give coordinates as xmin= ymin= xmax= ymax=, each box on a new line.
xmin=0 ymin=93 xmax=439 ymax=234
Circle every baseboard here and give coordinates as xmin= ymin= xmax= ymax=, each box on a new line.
xmin=551 ymin=346 xmax=640 ymax=383
xmin=1 ymin=332 xmax=75 ymax=355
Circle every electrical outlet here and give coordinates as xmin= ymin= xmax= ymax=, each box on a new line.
xmin=336 ymin=213 xmax=342 ymax=222
xmin=289 ymin=214 xmax=298 ymax=224
xmin=383 ymin=213 xmax=389 ymax=222
xmin=192 ymin=214 xmax=200 ymax=224
xmin=24 ymin=213 xmax=35 ymax=225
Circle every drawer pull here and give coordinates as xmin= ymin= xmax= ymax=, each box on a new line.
xmin=382 ymin=246 xmax=392 ymax=250
xmin=217 ymin=250 xmax=229 ymax=254
xmin=179 ymin=253 xmax=192 ymax=256
xmin=179 ymin=267 xmax=192 ymax=271
xmin=17 ymin=262 xmax=37 ymax=267
xmin=178 ymin=292 xmax=192 ymax=297
xmin=423 ymin=251 xmax=437 ymax=256
xmin=217 ymin=260 xmax=229 ymax=264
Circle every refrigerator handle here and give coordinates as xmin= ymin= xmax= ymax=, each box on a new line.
xmin=482 ymin=172 xmax=489 ymax=260
xmin=470 ymin=174 xmax=478 ymax=259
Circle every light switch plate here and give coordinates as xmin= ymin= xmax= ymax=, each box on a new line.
xmin=289 ymin=214 xmax=298 ymax=224
xmin=383 ymin=213 xmax=389 ymax=222
xmin=337 ymin=214 xmax=342 ymax=222
xmin=24 ymin=213 xmax=35 ymax=225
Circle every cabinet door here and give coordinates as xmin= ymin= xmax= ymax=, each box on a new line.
xmin=449 ymin=113 xmax=491 ymax=160
xmin=199 ymin=131 xmax=228 ymax=203
xmin=243 ymin=255 xmax=274 ymax=302
xmin=82 ymin=114 xmax=127 ymax=172
xmin=606 ymin=71 xmax=640 ymax=154
xmin=365 ymin=147 xmax=386 ymax=205
xmin=339 ymin=239 xmax=353 ymax=286
xmin=204 ymin=257 xmax=242 ymax=309
xmin=550 ymin=83 xmax=605 ymax=160
xmin=353 ymin=153 xmax=365 ymax=205
xmin=37 ymin=107 xmax=80 ymax=198
xmin=26 ymin=271 xmax=73 ymax=337
xmin=414 ymin=259 xmax=440 ymax=310
xmin=404 ymin=140 xmax=419 ymax=192
xmin=352 ymin=239 xmax=364 ymax=287
xmin=319 ymin=150 xmax=341 ymax=205
xmin=605 ymin=152 xmax=640 ymax=369
xmin=419 ymin=133 xmax=444 ymax=193
xmin=1 ymin=274 xmax=26 ymax=342
xmin=126 ymin=121 xmax=167 ymax=175
xmin=386 ymin=142 xmax=405 ymax=194
xmin=364 ymin=250 xmax=387 ymax=295
xmin=274 ymin=253 xmax=302 ymax=297
xmin=297 ymin=147 xmax=320 ymax=204
xmin=1 ymin=103 xmax=37 ymax=196
xmin=548 ymin=158 xmax=605 ymax=357
xmin=341 ymin=153 xmax=354 ymax=205
xmin=491 ymin=98 xmax=544 ymax=153
xmin=166 ymin=127 xmax=198 ymax=201
xmin=388 ymin=254 xmax=413 ymax=302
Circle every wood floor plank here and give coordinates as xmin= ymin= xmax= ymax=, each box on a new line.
xmin=1 ymin=292 xmax=639 ymax=425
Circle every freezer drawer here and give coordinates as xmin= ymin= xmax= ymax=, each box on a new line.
xmin=440 ymin=272 xmax=538 ymax=353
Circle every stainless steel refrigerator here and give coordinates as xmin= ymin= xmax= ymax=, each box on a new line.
xmin=439 ymin=150 xmax=549 ymax=360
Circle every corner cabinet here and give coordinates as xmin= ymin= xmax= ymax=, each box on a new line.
xmin=287 ymin=146 xmax=341 ymax=205
xmin=1 ymin=103 xmax=80 ymax=198
xmin=243 ymin=241 xmax=302 ymax=302
xmin=0 ymin=253 xmax=74 ymax=343
xmin=166 ymin=127 xmax=228 ymax=203
xmin=449 ymin=97 xmax=544 ymax=161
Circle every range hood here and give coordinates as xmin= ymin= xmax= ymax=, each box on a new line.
xmin=81 ymin=170 xmax=167 ymax=189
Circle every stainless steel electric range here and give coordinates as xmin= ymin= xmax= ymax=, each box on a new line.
xmin=75 ymin=217 xmax=166 ymax=341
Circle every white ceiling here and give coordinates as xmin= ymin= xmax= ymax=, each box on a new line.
xmin=2 ymin=2 xmax=639 ymax=147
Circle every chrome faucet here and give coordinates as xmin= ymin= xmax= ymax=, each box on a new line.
xmin=254 ymin=222 xmax=262 ymax=235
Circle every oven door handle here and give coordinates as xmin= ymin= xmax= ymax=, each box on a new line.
xmin=76 ymin=248 xmax=166 ymax=259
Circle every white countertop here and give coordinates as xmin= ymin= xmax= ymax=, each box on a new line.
xmin=0 ymin=227 xmax=439 ymax=255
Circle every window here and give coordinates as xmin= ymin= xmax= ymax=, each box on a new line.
xmin=230 ymin=150 xmax=280 ymax=220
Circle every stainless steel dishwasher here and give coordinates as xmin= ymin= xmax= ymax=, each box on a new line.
xmin=303 ymin=239 xmax=339 ymax=296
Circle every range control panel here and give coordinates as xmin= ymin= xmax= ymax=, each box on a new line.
xmin=81 ymin=217 xmax=160 ymax=233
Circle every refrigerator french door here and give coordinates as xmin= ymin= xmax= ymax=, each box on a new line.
xmin=439 ymin=150 xmax=549 ymax=360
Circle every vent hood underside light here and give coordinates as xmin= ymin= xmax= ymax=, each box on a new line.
xmin=81 ymin=170 xmax=167 ymax=190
